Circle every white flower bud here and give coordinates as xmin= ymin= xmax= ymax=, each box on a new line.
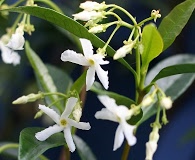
xmin=88 ymin=24 xmax=106 ymax=33
xmin=145 ymin=141 xmax=158 ymax=160
xmin=79 ymin=1 xmax=106 ymax=11
xmin=160 ymin=97 xmax=172 ymax=109
xmin=12 ymin=93 xmax=43 ymax=104
xmin=73 ymin=10 xmax=103 ymax=21
xmin=142 ymin=96 xmax=154 ymax=108
xmin=114 ymin=41 xmax=135 ymax=60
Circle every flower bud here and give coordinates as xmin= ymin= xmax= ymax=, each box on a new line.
xmin=73 ymin=10 xmax=103 ymax=21
xmin=145 ymin=141 xmax=158 ymax=160
xmin=72 ymin=102 xmax=82 ymax=122
xmin=160 ymin=96 xmax=172 ymax=109
xmin=88 ymin=24 xmax=106 ymax=33
xmin=142 ymin=96 xmax=154 ymax=108
xmin=151 ymin=10 xmax=161 ymax=22
xmin=79 ymin=1 xmax=106 ymax=11
xmin=12 ymin=93 xmax=43 ymax=104
xmin=114 ymin=41 xmax=135 ymax=60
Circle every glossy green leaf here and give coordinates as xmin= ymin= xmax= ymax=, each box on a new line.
xmin=139 ymin=54 xmax=195 ymax=124
xmin=46 ymin=64 xmax=73 ymax=94
xmin=19 ymin=127 xmax=65 ymax=160
xmin=25 ymin=42 xmax=62 ymax=110
xmin=158 ymin=0 xmax=195 ymax=51
xmin=91 ymin=82 xmax=135 ymax=107
xmin=141 ymin=23 xmax=163 ymax=69
xmin=4 ymin=6 xmax=134 ymax=73
xmin=73 ymin=135 xmax=96 ymax=160
xmin=70 ymin=71 xmax=87 ymax=93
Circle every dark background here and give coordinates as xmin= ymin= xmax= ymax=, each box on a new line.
xmin=0 ymin=0 xmax=195 ymax=159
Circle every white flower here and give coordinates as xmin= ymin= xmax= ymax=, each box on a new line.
xmin=61 ymin=38 xmax=109 ymax=91
xmin=95 ymin=95 xmax=136 ymax=151
xmin=114 ymin=41 xmax=135 ymax=60
xmin=79 ymin=1 xmax=106 ymax=11
xmin=160 ymin=96 xmax=172 ymax=109
xmin=145 ymin=141 xmax=158 ymax=160
xmin=73 ymin=10 xmax=103 ymax=21
xmin=35 ymin=97 xmax=91 ymax=152
xmin=0 ymin=41 xmax=21 ymax=65
xmin=6 ymin=26 xmax=25 ymax=50
xmin=88 ymin=24 xmax=106 ymax=33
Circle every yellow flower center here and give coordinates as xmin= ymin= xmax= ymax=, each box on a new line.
xmin=60 ymin=119 xmax=67 ymax=127
xmin=88 ymin=59 xmax=95 ymax=65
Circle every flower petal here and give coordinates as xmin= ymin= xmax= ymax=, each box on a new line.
xmin=64 ymin=127 xmax=76 ymax=152
xmin=61 ymin=49 xmax=89 ymax=66
xmin=95 ymin=108 xmax=118 ymax=122
xmin=6 ymin=33 xmax=25 ymax=50
xmin=97 ymin=95 xmax=118 ymax=112
xmin=80 ymin=38 xmax=93 ymax=58
xmin=61 ymin=97 xmax=78 ymax=118
xmin=35 ymin=124 xmax=63 ymax=141
xmin=95 ymin=64 xmax=109 ymax=90
xmin=86 ymin=66 xmax=95 ymax=91
xmin=113 ymin=125 xmax=124 ymax=151
xmin=93 ymin=54 xmax=109 ymax=65
xmin=121 ymin=120 xmax=137 ymax=146
xmin=38 ymin=104 xmax=60 ymax=124
xmin=67 ymin=118 xmax=91 ymax=130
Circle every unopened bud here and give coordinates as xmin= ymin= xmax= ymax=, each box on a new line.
xmin=72 ymin=102 xmax=82 ymax=122
xmin=160 ymin=96 xmax=172 ymax=109
xmin=88 ymin=24 xmax=106 ymax=33
xmin=142 ymin=96 xmax=154 ymax=108
xmin=34 ymin=110 xmax=43 ymax=119
xmin=12 ymin=93 xmax=43 ymax=104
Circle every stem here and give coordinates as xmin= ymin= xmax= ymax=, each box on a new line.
xmin=107 ymin=4 xmax=137 ymax=25
xmin=0 ymin=143 xmax=19 ymax=153
xmin=43 ymin=92 xmax=68 ymax=98
xmin=137 ymin=17 xmax=153 ymax=27
xmin=34 ymin=0 xmax=63 ymax=13
xmin=121 ymin=141 xmax=130 ymax=160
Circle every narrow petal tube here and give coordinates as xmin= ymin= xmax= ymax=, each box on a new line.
xmin=38 ymin=105 xmax=60 ymax=124
xmin=61 ymin=50 xmax=89 ymax=66
xmin=64 ymin=127 xmax=76 ymax=152
xmin=35 ymin=124 xmax=63 ymax=141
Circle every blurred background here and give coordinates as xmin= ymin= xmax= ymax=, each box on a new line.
xmin=0 ymin=0 xmax=195 ymax=159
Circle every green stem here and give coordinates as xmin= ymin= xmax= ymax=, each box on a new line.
xmin=137 ymin=17 xmax=153 ymax=27
xmin=107 ymin=4 xmax=137 ymax=25
xmin=34 ymin=0 xmax=63 ymax=13
xmin=0 ymin=143 xmax=19 ymax=153
xmin=43 ymin=92 xmax=68 ymax=98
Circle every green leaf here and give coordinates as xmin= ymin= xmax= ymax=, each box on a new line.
xmin=5 ymin=6 xmax=134 ymax=72
xmin=46 ymin=64 xmax=73 ymax=94
xmin=70 ymin=71 xmax=87 ymax=93
xmin=151 ymin=64 xmax=195 ymax=82
xmin=0 ymin=0 xmax=4 ymax=6
xmin=91 ymin=82 xmax=135 ymax=107
xmin=139 ymin=54 xmax=195 ymax=124
xmin=19 ymin=127 xmax=65 ymax=160
xmin=141 ymin=23 xmax=163 ymax=69
xmin=158 ymin=0 xmax=195 ymax=51
xmin=25 ymin=42 xmax=62 ymax=110
xmin=73 ymin=135 xmax=96 ymax=160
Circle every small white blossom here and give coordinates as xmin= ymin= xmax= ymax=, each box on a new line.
xmin=35 ymin=97 xmax=91 ymax=152
xmin=114 ymin=41 xmax=135 ymax=60
xmin=73 ymin=10 xmax=103 ymax=21
xmin=160 ymin=96 xmax=172 ymax=109
xmin=0 ymin=41 xmax=20 ymax=65
xmin=61 ymin=38 xmax=109 ymax=91
xmin=6 ymin=25 xmax=25 ymax=50
xmin=95 ymin=95 xmax=137 ymax=151
xmin=88 ymin=24 xmax=106 ymax=33
xmin=79 ymin=1 xmax=106 ymax=11
xmin=145 ymin=127 xmax=159 ymax=160
xmin=151 ymin=10 xmax=161 ymax=22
